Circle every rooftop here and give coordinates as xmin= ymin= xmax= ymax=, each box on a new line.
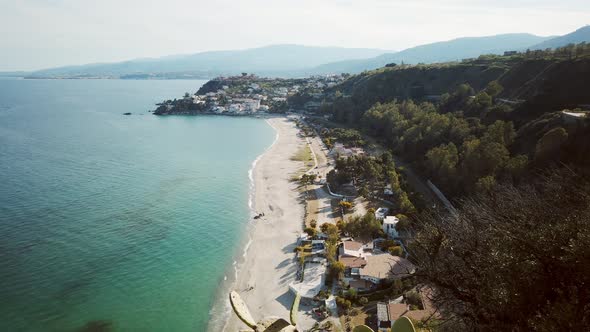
xmin=342 ymin=240 xmax=363 ymax=252
xmin=338 ymin=256 xmax=367 ymax=268
xmin=360 ymin=254 xmax=415 ymax=280
xmin=562 ymin=110 xmax=587 ymax=118
xmin=384 ymin=216 xmax=399 ymax=225
xmin=289 ymin=262 xmax=326 ymax=299
xmin=387 ymin=303 xmax=409 ymax=321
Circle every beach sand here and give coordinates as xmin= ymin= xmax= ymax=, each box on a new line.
xmin=224 ymin=117 xmax=305 ymax=331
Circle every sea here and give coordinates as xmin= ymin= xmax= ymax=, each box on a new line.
xmin=0 ymin=78 xmax=276 ymax=331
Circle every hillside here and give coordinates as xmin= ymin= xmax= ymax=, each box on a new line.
xmin=312 ymin=33 xmax=551 ymax=74
xmin=313 ymin=45 xmax=590 ymax=196
xmin=27 ymin=45 xmax=388 ymax=79
xmin=529 ymin=25 xmax=590 ymax=50
xmin=303 ymin=43 xmax=590 ymax=332
xmin=335 ymin=62 xmax=510 ymax=113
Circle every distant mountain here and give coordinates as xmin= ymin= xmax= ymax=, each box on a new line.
xmin=24 ymin=26 xmax=590 ymax=79
xmin=28 ymin=45 xmax=388 ymax=78
xmin=528 ymin=25 xmax=590 ymax=50
xmin=312 ymin=33 xmax=553 ymax=74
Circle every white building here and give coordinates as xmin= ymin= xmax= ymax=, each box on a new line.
xmin=375 ymin=207 xmax=389 ymax=220
xmin=245 ymin=99 xmax=261 ymax=112
xmin=213 ymin=106 xmax=226 ymax=113
xmin=339 ymin=240 xmax=364 ymax=258
xmin=384 ymin=184 xmax=394 ymax=196
xmin=228 ymin=104 xmax=243 ymax=113
xmin=383 ymin=216 xmax=399 ymax=238
xmin=289 ymin=259 xmax=327 ymax=300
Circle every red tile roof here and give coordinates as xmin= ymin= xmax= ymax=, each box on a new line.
xmin=338 ymin=256 xmax=367 ymax=268
xmin=342 ymin=240 xmax=363 ymax=251
xmin=387 ymin=303 xmax=409 ymax=320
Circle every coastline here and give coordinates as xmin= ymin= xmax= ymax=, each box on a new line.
xmin=207 ymin=116 xmax=305 ymax=331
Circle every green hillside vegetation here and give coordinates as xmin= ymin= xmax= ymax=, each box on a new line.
xmin=311 ymin=42 xmax=590 ymax=330
xmin=319 ymin=43 xmax=590 ymax=197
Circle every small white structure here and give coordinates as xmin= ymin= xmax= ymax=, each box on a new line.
xmin=213 ymin=106 xmax=226 ymax=113
xmin=228 ymin=104 xmax=243 ymax=113
xmin=289 ymin=260 xmax=326 ymax=300
xmin=375 ymin=207 xmax=389 ymax=220
xmin=340 ymin=240 xmax=364 ymax=258
xmin=384 ymin=184 xmax=394 ymax=196
xmin=383 ymin=216 xmax=399 ymax=238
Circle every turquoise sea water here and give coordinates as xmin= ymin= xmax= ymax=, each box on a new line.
xmin=0 ymin=79 xmax=276 ymax=331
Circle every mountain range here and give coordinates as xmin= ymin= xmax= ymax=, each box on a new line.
xmin=26 ymin=45 xmax=388 ymax=78
xmin=18 ymin=25 xmax=590 ymax=79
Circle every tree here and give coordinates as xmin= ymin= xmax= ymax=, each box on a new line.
xmin=475 ymin=175 xmax=496 ymax=193
xmin=310 ymin=219 xmax=317 ymax=229
xmin=405 ymin=290 xmax=422 ymax=308
xmin=339 ymin=200 xmax=353 ymax=212
xmin=329 ymin=261 xmax=345 ymax=279
xmin=425 ymin=143 xmax=458 ymax=185
xmin=398 ymin=192 xmax=416 ymax=214
xmin=343 ymin=212 xmax=383 ymax=238
xmin=471 ymin=91 xmax=492 ymax=110
xmin=300 ymin=173 xmax=317 ymax=186
xmin=389 ymin=246 xmax=403 ymax=256
xmin=304 ymin=227 xmax=317 ymax=237
xmin=336 ymin=297 xmax=352 ymax=311
xmin=504 ymin=155 xmax=528 ymax=182
xmin=483 ymin=121 xmax=515 ymax=146
xmin=321 ymin=223 xmax=340 ymax=244
xmin=484 ymin=80 xmax=504 ymax=97
xmin=409 ymin=169 xmax=590 ymax=331
xmin=357 ymin=185 xmax=370 ymax=198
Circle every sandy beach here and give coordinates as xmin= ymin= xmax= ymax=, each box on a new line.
xmin=224 ymin=117 xmax=306 ymax=331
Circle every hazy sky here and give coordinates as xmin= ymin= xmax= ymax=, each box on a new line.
xmin=1 ymin=0 xmax=588 ymax=71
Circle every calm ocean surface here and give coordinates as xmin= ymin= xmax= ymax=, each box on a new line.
xmin=0 ymin=79 xmax=275 ymax=331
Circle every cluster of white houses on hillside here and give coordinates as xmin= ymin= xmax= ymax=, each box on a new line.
xmin=184 ymin=74 xmax=349 ymax=115
xmin=289 ymin=208 xmax=409 ymax=301
xmin=191 ymin=91 xmax=270 ymax=114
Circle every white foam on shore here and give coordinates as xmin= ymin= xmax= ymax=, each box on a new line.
xmin=207 ymin=118 xmax=280 ymax=332
xmin=247 ymin=119 xmax=279 ymax=213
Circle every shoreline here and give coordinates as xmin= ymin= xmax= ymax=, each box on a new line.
xmin=207 ymin=116 xmax=305 ymax=331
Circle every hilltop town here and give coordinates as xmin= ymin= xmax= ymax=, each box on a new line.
xmin=152 ymin=73 xmax=347 ymax=115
